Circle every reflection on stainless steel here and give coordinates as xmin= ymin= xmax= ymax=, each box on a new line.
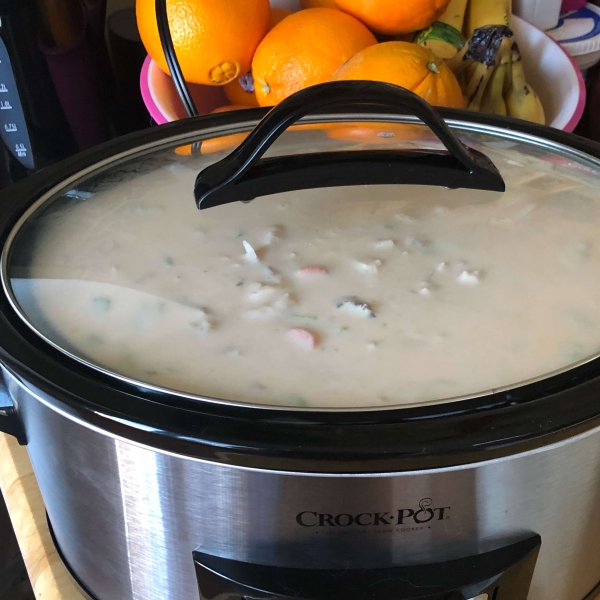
xmin=7 ymin=371 xmax=600 ymax=600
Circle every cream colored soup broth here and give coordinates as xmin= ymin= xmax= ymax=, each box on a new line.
xmin=12 ymin=148 xmax=600 ymax=408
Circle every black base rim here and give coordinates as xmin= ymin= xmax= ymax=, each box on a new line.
xmin=585 ymin=581 xmax=600 ymax=600
xmin=586 ymin=582 xmax=600 ymax=600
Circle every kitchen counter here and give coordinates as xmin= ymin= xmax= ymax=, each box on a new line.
xmin=0 ymin=432 xmax=86 ymax=600
xmin=1 ymin=429 xmax=600 ymax=600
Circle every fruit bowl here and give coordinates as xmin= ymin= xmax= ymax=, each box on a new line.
xmin=140 ymin=14 xmax=585 ymax=131
xmin=510 ymin=15 xmax=584 ymax=131
xmin=140 ymin=58 xmax=227 ymax=124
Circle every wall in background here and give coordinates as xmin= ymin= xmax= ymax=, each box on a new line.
xmin=107 ymin=0 xmax=135 ymax=15
xmin=108 ymin=0 xmax=304 ymax=15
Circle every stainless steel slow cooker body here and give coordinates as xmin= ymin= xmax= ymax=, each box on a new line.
xmin=1 ymin=83 xmax=600 ymax=600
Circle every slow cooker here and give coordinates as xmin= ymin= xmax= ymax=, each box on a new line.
xmin=1 ymin=80 xmax=600 ymax=600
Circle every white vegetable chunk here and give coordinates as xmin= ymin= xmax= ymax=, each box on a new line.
xmin=457 ymin=270 xmax=481 ymax=285
xmin=354 ymin=259 xmax=381 ymax=274
xmin=242 ymin=240 xmax=258 ymax=262
xmin=335 ymin=297 xmax=375 ymax=318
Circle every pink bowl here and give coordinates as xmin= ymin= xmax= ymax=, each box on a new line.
xmin=140 ymin=57 xmax=227 ymax=124
xmin=561 ymin=0 xmax=586 ymax=11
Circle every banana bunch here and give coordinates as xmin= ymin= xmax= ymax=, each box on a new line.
xmin=449 ymin=26 xmax=513 ymax=113
xmin=419 ymin=0 xmax=545 ymax=125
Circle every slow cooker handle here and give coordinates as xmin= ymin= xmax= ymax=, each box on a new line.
xmin=194 ymin=80 xmax=506 ymax=210
xmin=0 ymin=367 xmax=26 ymax=445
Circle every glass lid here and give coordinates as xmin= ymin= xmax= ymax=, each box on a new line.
xmin=5 ymin=90 xmax=600 ymax=411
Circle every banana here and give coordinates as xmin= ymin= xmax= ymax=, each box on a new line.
xmin=465 ymin=0 xmax=511 ymax=38
xmin=460 ymin=30 xmax=512 ymax=111
xmin=466 ymin=62 xmax=496 ymax=111
xmin=449 ymin=20 xmax=515 ymax=113
xmin=496 ymin=97 xmax=507 ymax=116
xmin=446 ymin=42 xmax=470 ymax=75
xmin=462 ymin=61 xmax=478 ymax=91
xmin=480 ymin=61 xmax=507 ymax=114
xmin=505 ymin=43 xmax=545 ymax=125
xmin=503 ymin=53 xmax=513 ymax=98
xmin=450 ymin=24 xmax=511 ymax=78
xmin=415 ymin=0 xmax=468 ymax=59
xmin=441 ymin=0 xmax=470 ymax=29
xmin=480 ymin=37 xmax=511 ymax=114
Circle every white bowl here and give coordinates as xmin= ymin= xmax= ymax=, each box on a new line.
xmin=141 ymin=12 xmax=585 ymax=131
xmin=512 ymin=15 xmax=585 ymax=131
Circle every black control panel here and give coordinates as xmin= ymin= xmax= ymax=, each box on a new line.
xmin=0 ymin=1 xmax=76 ymax=182
xmin=0 ymin=23 xmax=33 ymax=170
xmin=195 ymin=535 xmax=541 ymax=600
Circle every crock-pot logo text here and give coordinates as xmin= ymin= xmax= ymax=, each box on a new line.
xmin=296 ymin=498 xmax=450 ymax=528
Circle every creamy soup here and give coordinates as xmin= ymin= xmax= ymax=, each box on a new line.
xmin=9 ymin=136 xmax=600 ymax=408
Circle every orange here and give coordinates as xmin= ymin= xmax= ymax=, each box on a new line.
xmin=300 ymin=0 xmax=339 ymax=7
xmin=252 ymin=8 xmax=377 ymax=106
xmin=335 ymin=0 xmax=452 ymax=35
xmin=223 ymin=8 xmax=292 ymax=107
xmin=201 ymin=105 xmax=251 ymax=154
xmin=224 ymin=74 xmax=260 ymax=108
xmin=137 ymin=0 xmax=271 ymax=86
xmin=327 ymin=122 xmax=429 ymax=144
xmin=332 ymin=42 xmax=465 ymax=108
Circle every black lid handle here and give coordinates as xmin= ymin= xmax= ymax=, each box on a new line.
xmin=194 ymin=81 xmax=505 ymax=210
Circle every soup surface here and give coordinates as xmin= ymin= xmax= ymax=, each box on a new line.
xmin=9 ymin=135 xmax=600 ymax=408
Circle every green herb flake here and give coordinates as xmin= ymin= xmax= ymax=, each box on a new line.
xmin=164 ymin=255 xmax=175 ymax=266
xmin=339 ymin=326 xmax=349 ymax=334
xmin=87 ymin=334 xmax=103 ymax=346
xmin=290 ymin=394 xmax=309 ymax=407
xmin=92 ymin=296 xmax=112 ymax=312
xmin=235 ymin=231 xmax=245 ymax=239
